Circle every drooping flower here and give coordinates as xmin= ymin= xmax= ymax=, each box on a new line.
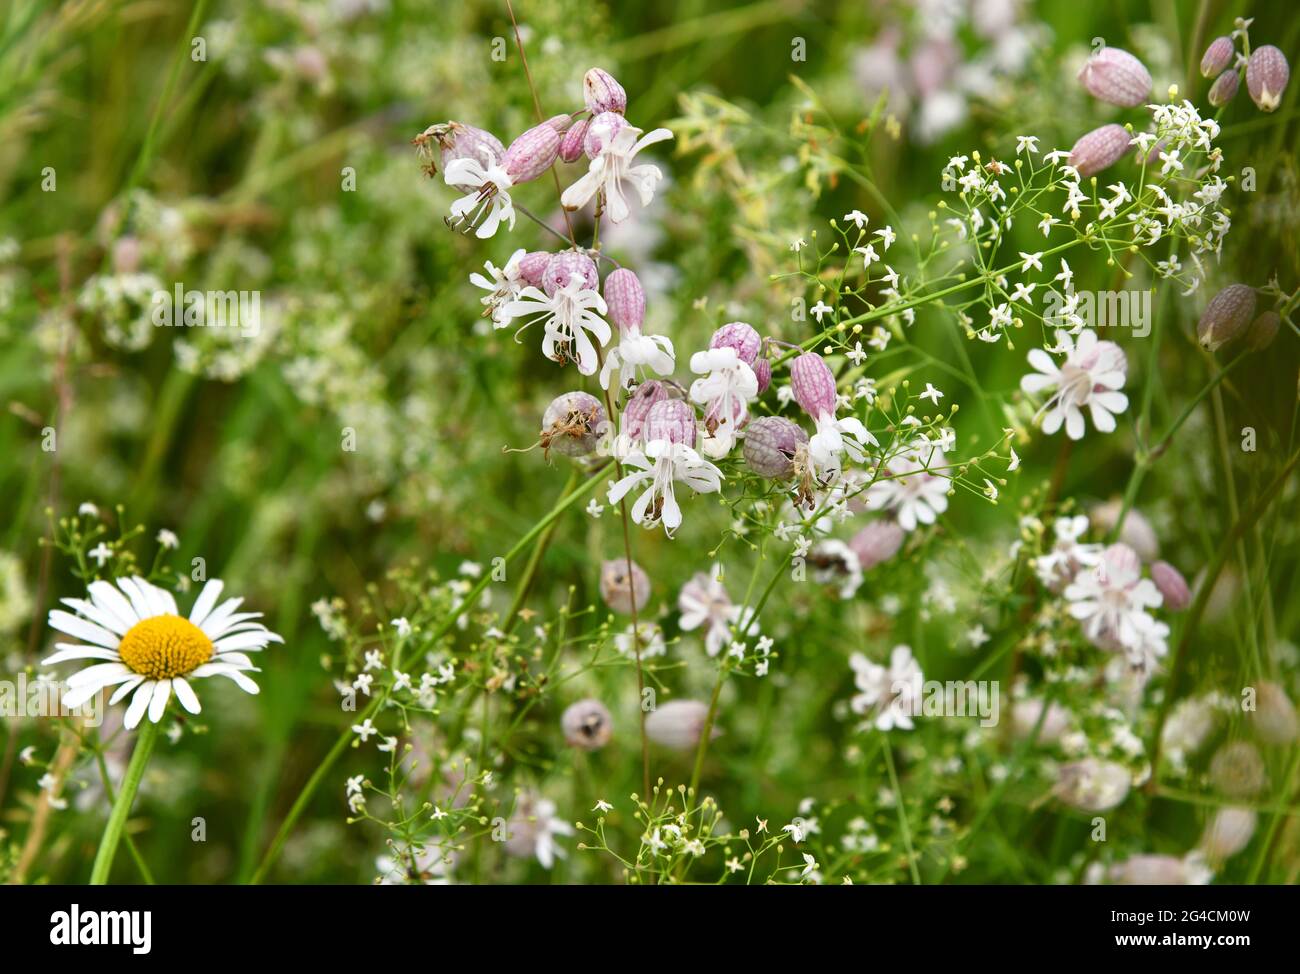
xmin=1054 ymin=758 xmax=1131 ymax=811
xmin=561 ymin=124 xmax=673 ymax=224
xmin=414 ymin=121 xmax=504 ymax=187
xmin=599 ymin=268 xmax=674 ymax=390
xmin=621 ymin=379 xmax=671 ymax=442
xmin=599 ymin=558 xmax=651 ymax=615
xmin=607 ymin=439 xmax=723 ymax=537
xmin=469 ymin=248 xmax=528 ymax=327
xmin=43 ymin=576 xmax=282 ymax=729
xmin=503 ymin=793 xmax=573 ymax=869
xmin=443 ymin=147 xmax=516 ymax=238
xmin=689 ymin=346 xmax=758 ymax=457
xmin=1033 ymin=515 xmax=1103 ymax=591
xmin=742 ymin=416 xmax=809 ymax=480
xmin=561 ymin=698 xmax=613 ymax=750
xmin=848 ymin=519 xmax=905 ymax=571
xmin=848 ymin=645 xmax=923 ymax=731
xmin=789 ymin=352 xmax=877 ymax=478
xmin=503 ymin=252 xmax=611 ymax=376
xmin=540 ymin=391 xmax=607 ymax=459
xmin=1020 ymin=329 xmax=1128 ymax=440
xmin=1077 ymin=47 xmax=1152 ymax=107
xmin=1063 ymin=543 xmax=1164 ymax=660
xmin=678 ymin=566 xmax=749 ymax=657
xmin=864 ymin=441 xmax=950 ymax=531
xmin=1246 ymin=45 xmax=1290 ymax=112
xmin=584 ymin=68 xmax=627 ymax=115
xmin=644 ymin=699 xmax=714 ymax=750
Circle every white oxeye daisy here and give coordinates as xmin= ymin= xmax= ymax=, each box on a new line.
xmin=43 ymin=576 xmax=283 ymax=729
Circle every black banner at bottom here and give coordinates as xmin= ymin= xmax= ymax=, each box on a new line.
xmin=0 ymin=882 xmax=1280 ymax=958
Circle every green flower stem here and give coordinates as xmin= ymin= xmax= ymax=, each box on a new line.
xmin=93 ymin=748 xmax=155 ymax=884
xmin=248 ymin=467 xmax=607 ymax=884
xmin=89 ymin=718 xmax=160 ymax=885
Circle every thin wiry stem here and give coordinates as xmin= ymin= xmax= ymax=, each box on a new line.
xmin=502 ymin=0 xmax=651 ymax=806
xmin=505 ymin=0 xmax=578 ymax=248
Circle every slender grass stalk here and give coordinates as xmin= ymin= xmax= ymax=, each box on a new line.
xmin=248 ymin=468 xmax=606 ymax=883
xmin=1147 ymin=449 xmax=1300 ymax=784
xmin=882 ymin=742 xmax=921 ymax=885
xmin=89 ymin=718 xmax=160 ymax=885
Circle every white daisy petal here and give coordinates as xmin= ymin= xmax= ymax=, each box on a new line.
xmin=60 ymin=597 xmax=129 ymax=636
xmin=66 ymin=662 xmax=132 ymax=687
xmin=192 ymin=663 xmax=260 ymax=694
xmin=63 ymin=669 xmax=138 ymax=709
xmin=188 ymin=579 xmax=225 ymax=627
xmin=47 ymin=611 xmax=121 ymax=649
xmin=148 ymin=679 xmax=172 ymax=723
xmin=172 ymin=677 xmax=201 ymax=715
xmin=41 ymin=645 xmax=122 ymax=666
xmin=87 ymin=580 xmax=140 ymax=631
xmin=116 ymin=576 xmax=159 ymax=622
xmin=213 ymin=630 xmax=282 ymax=652
xmin=110 ymin=677 xmax=146 ymax=706
xmin=199 ymin=598 xmax=246 ymax=639
xmin=124 ymin=681 xmax=155 ymax=729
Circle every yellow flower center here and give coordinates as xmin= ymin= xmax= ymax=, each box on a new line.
xmin=117 ymin=615 xmax=214 ymax=680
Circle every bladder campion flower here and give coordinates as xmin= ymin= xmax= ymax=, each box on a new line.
xmin=1020 ymin=329 xmax=1128 ymax=440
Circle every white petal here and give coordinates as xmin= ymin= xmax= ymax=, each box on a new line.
xmin=1065 ymin=407 xmax=1085 ymax=440
xmin=116 ymin=576 xmax=160 ymax=622
xmin=192 ymin=663 xmax=260 ymax=694
xmin=42 ymin=645 xmax=122 ymax=665
xmin=47 ymin=611 xmax=120 ymax=649
xmin=199 ymin=597 xmax=246 ymax=639
xmin=172 ymin=677 xmax=201 ymax=715
xmin=213 ymin=630 xmax=281 ymax=652
xmin=189 ymin=579 xmax=225 ymax=627
xmin=148 ymin=679 xmax=172 ymax=723
xmin=124 ymin=681 xmax=155 ymax=729
xmin=87 ymin=581 xmax=140 ymax=631
xmin=110 ymin=677 xmax=145 ymax=706
xmin=63 ymin=669 xmax=137 ymax=709
xmin=66 ymin=662 xmax=131 ymax=687
xmin=60 ymin=597 xmax=129 ymax=636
